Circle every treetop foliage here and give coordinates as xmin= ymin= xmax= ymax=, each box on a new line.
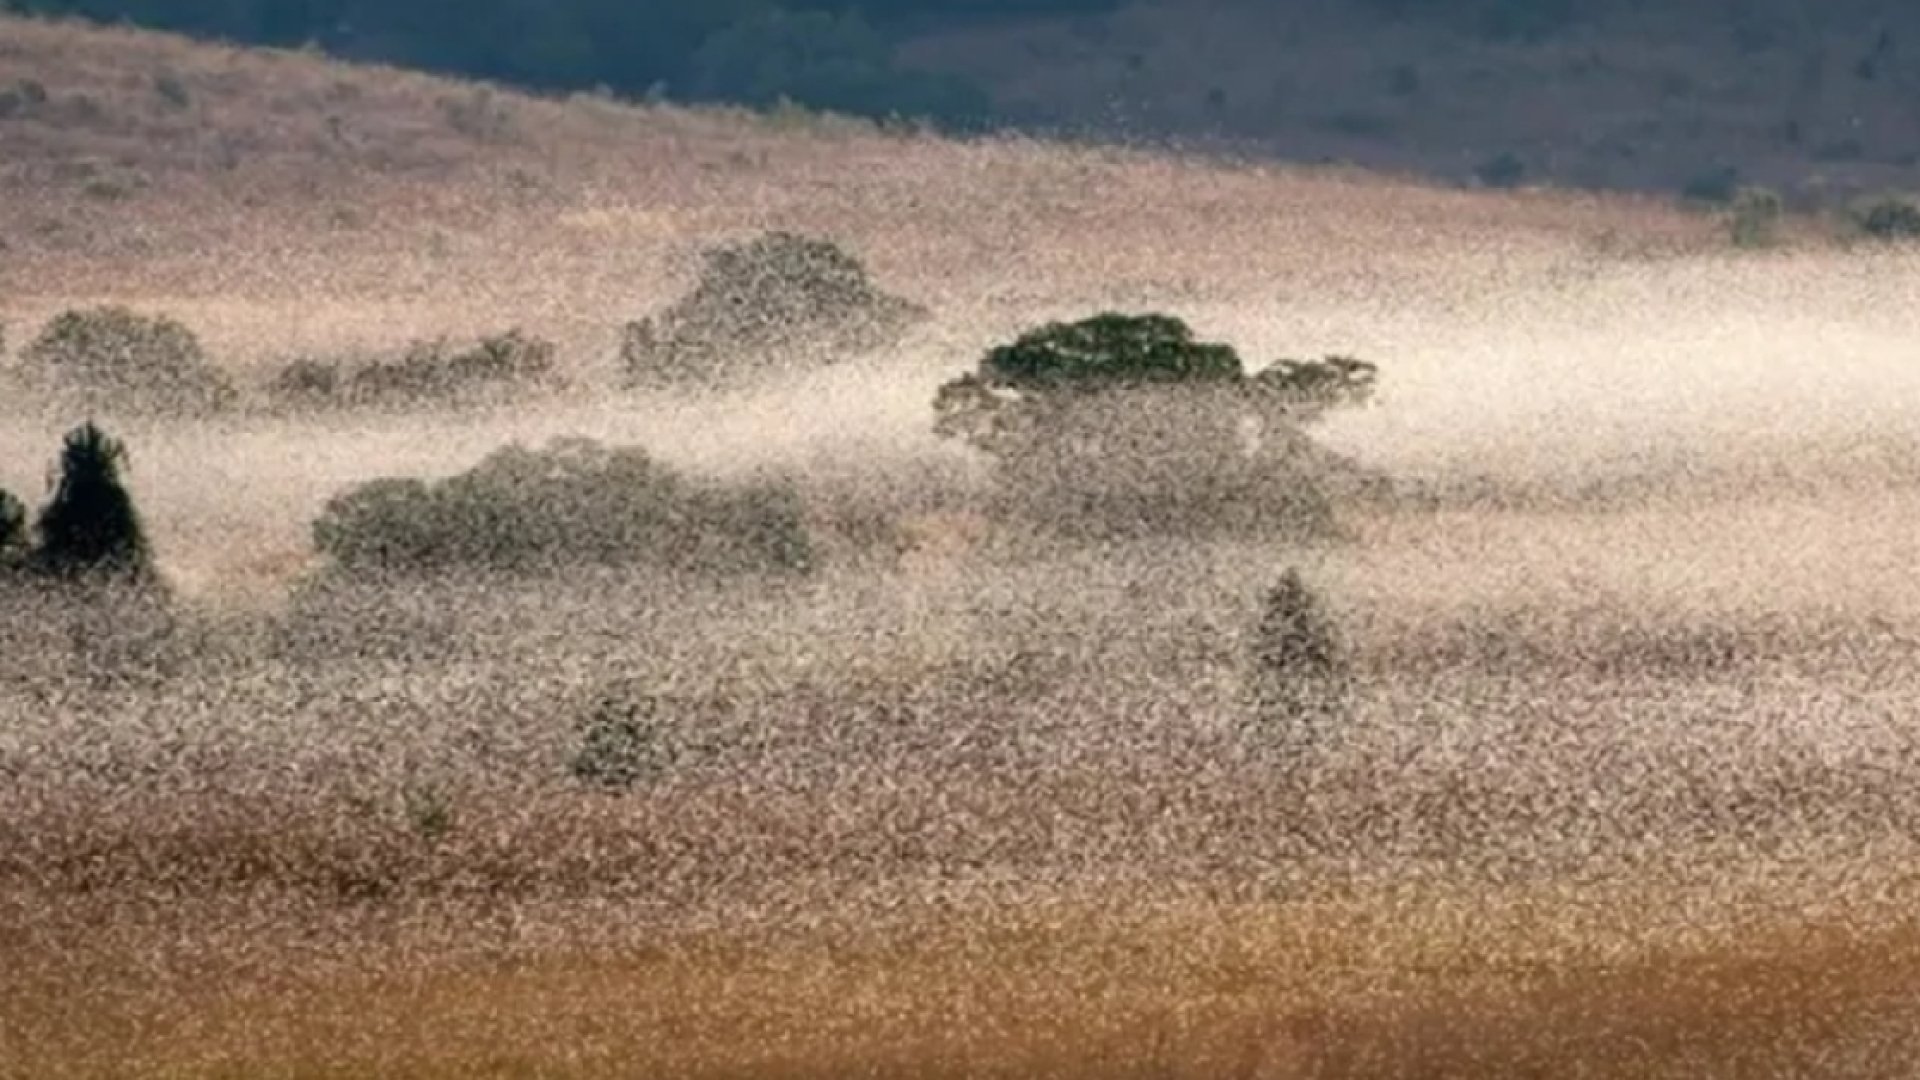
xmin=978 ymin=313 xmax=1245 ymax=388
xmin=933 ymin=313 xmax=1378 ymax=539
xmin=935 ymin=312 xmax=1376 ymax=457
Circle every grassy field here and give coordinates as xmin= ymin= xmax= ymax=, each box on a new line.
xmin=7 ymin=15 xmax=1920 ymax=1078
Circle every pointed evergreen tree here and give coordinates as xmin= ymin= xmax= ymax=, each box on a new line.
xmin=1249 ymin=568 xmax=1348 ymax=741
xmin=32 ymin=423 xmax=154 ymax=582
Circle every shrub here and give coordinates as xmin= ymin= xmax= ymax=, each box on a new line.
xmin=152 ymin=71 xmax=191 ymax=109
xmin=1729 ymin=186 xmax=1784 ymax=248
xmin=267 ymin=330 xmax=561 ymax=411
xmin=933 ymin=313 xmax=1378 ymax=540
xmin=1248 ymin=568 xmax=1348 ymax=740
xmin=622 ymin=231 xmax=925 ymax=389
xmin=571 ymin=693 xmax=683 ymax=790
xmin=402 ymin=783 xmax=455 ymax=840
xmin=18 ymin=307 xmax=233 ymax=415
xmin=313 ymin=437 xmax=814 ymax=576
xmin=1851 ymin=194 xmax=1920 ymax=241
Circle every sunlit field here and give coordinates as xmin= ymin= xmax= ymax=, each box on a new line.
xmin=7 ymin=16 xmax=1920 ymax=1079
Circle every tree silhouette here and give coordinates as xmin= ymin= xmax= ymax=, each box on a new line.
xmin=1249 ymin=568 xmax=1348 ymax=739
xmin=934 ymin=313 xmax=1376 ymax=538
xmin=32 ymin=422 xmax=154 ymax=582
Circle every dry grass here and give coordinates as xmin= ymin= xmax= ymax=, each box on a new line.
xmin=10 ymin=877 xmax=1920 ymax=1079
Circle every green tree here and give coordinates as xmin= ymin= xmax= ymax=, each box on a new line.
xmin=933 ymin=313 xmax=1376 ymax=539
xmin=32 ymin=422 xmax=156 ymax=582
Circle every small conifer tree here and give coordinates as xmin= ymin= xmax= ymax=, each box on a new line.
xmin=1249 ymin=568 xmax=1348 ymax=741
xmin=32 ymin=422 xmax=154 ymax=582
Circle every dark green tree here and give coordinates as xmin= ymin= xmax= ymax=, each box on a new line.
xmin=933 ymin=313 xmax=1376 ymax=539
xmin=32 ymin=422 xmax=155 ymax=582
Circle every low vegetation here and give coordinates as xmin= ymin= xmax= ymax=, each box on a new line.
xmin=1729 ymin=185 xmax=1784 ymax=248
xmin=311 ymin=437 xmax=814 ymax=577
xmin=622 ymin=231 xmax=925 ymax=389
xmin=1850 ymin=193 xmax=1920 ymax=240
xmin=570 ymin=689 xmax=699 ymax=791
xmin=14 ymin=306 xmax=233 ymax=416
xmin=265 ymin=330 xmax=562 ymax=411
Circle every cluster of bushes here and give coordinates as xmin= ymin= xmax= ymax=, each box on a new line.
xmin=0 ymin=306 xmax=565 ymax=417
xmin=3 ymin=232 xmax=918 ymax=414
xmin=312 ymin=437 xmax=813 ymax=577
xmin=623 ymin=231 xmax=925 ymax=389
xmin=1697 ymin=186 xmax=1920 ymax=250
xmin=1851 ymin=194 xmax=1920 ymax=241
xmin=266 ymin=330 xmax=561 ymax=411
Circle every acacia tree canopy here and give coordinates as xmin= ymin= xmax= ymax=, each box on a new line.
xmin=933 ymin=313 xmax=1376 ymax=537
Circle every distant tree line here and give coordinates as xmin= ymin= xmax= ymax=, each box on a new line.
xmin=1 ymin=0 xmax=1120 ymax=125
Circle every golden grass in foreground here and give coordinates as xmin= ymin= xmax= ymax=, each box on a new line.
xmin=9 ymin=882 xmax=1920 ymax=1079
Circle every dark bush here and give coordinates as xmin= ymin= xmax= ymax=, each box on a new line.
xmin=267 ymin=330 xmax=561 ymax=411
xmin=571 ymin=692 xmax=683 ymax=790
xmin=313 ymin=437 xmax=814 ymax=576
xmin=622 ymin=231 xmax=924 ymax=389
xmin=933 ymin=313 xmax=1377 ymax=540
xmin=1852 ymin=194 xmax=1920 ymax=241
xmin=17 ymin=307 xmax=233 ymax=415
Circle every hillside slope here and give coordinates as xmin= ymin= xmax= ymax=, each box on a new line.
xmin=0 ymin=15 xmax=1712 ymax=368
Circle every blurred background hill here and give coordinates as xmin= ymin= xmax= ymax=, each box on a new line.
xmin=6 ymin=0 xmax=1920 ymax=198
